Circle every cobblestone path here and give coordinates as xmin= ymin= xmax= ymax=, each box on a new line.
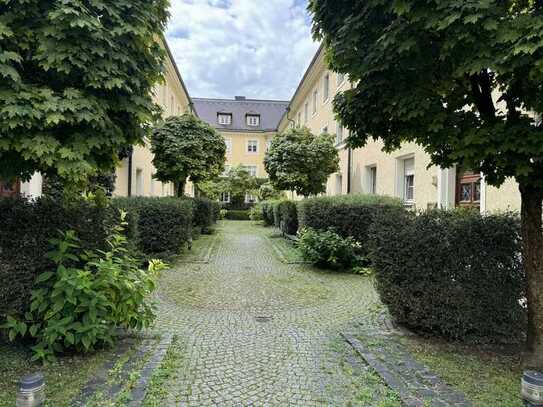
xmin=153 ymin=221 xmax=399 ymax=406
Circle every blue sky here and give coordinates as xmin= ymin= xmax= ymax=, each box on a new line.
xmin=165 ymin=0 xmax=320 ymax=101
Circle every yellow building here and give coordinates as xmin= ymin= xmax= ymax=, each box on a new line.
xmin=192 ymin=96 xmax=289 ymax=202
xmin=12 ymin=39 xmax=193 ymax=200
xmin=278 ymin=45 xmax=522 ymax=213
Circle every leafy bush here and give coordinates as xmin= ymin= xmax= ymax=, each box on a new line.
xmin=277 ymin=200 xmax=298 ymax=235
xmin=211 ymin=201 xmax=221 ymax=223
xmin=225 ymin=210 xmax=250 ymax=221
xmin=297 ymin=194 xmax=401 ymax=259
xmin=3 ymin=216 xmax=166 ymax=361
xmin=0 ymin=197 xmax=112 ymax=318
xmin=191 ymin=197 xmax=215 ymax=232
xmin=111 ymin=197 xmax=192 ymax=257
xmin=261 ymin=201 xmax=276 ymax=226
xmin=250 ymin=204 xmax=264 ymax=221
xmin=369 ymin=209 xmax=526 ymax=341
xmin=298 ymin=228 xmax=362 ymax=270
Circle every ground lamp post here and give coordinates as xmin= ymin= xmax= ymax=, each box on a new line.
xmin=16 ymin=373 xmax=45 ymax=407
xmin=522 ymin=371 xmax=543 ymax=406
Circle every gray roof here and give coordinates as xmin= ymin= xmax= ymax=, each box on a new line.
xmin=192 ymin=96 xmax=289 ymax=132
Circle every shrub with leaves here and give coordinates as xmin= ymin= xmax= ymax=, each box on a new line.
xmin=2 ymin=215 xmax=166 ymax=362
xmin=298 ymin=228 xmax=362 ymax=270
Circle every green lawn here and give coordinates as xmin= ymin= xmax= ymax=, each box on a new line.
xmin=401 ymin=337 xmax=523 ymax=407
xmin=0 ymin=340 xmax=116 ymax=407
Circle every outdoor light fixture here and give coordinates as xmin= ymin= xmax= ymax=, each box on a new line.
xmin=522 ymin=371 xmax=543 ymax=406
xmin=16 ymin=373 xmax=45 ymax=407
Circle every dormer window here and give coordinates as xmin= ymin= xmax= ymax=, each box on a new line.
xmin=218 ymin=113 xmax=232 ymax=125
xmin=246 ymin=114 xmax=260 ymax=127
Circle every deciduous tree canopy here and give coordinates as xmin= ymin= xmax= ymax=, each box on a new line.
xmin=264 ymin=127 xmax=339 ymax=197
xmin=310 ymin=0 xmax=543 ymax=367
xmin=0 ymin=0 xmax=170 ymax=183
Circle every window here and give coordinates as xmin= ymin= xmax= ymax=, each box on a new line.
xmin=297 ymin=112 xmax=302 ymax=127
xmin=403 ymin=158 xmax=415 ymax=202
xmin=456 ymin=168 xmax=481 ymax=208
xmin=368 ymin=166 xmax=377 ymax=194
xmin=266 ymin=140 xmax=272 ymax=151
xmin=221 ymin=165 xmax=231 ymax=177
xmin=335 ymin=174 xmax=343 ymax=196
xmin=304 ymin=102 xmax=309 ymax=123
xmin=337 ymin=73 xmax=346 ymax=87
xmin=247 ymin=140 xmax=258 ymax=153
xmin=323 ymin=73 xmax=330 ymax=101
xmin=220 ymin=192 xmax=231 ymax=203
xmin=246 ymin=114 xmax=260 ymax=127
xmin=336 ymin=122 xmax=344 ymax=145
xmin=243 ymin=165 xmax=257 ymax=177
xmin=312 ymin=90 xmax=318 ymax=114
xmin=245 ymin=193 xmax=257 ymax=204
xmin=218 ymin=113 xmax=232 ymax=125
xmin=224 ymin=138 xmax=232 ymax=154
xmin=136 ymin=169 xmax=143 ymax=196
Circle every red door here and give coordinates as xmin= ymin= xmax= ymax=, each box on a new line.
xmin=455 ymin=169 xmax=481 ymax=209
xmin=0 ymin=179 xmax=20 ymax=198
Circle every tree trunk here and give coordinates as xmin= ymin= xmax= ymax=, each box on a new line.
xmin=520 ymin=184 xmax=543 ymax=369
xmin=176 ymin=180 xmax=186 ymax=197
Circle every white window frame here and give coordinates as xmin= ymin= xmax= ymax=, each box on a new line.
xmin=336 ymin=122 xmax=344 ymax=145
xmin=246 ymin=140 xmax=259 ymax=154
xmin=312 ymin=89 xmax=318 ymax=115
xmin=304 ymin=102 xmax=309 ymax=124
xmin=403 ymin=158 xmax=415 ymax=203
xmin=220 ymin=191 xmax=231 ymax=203
xmin=366 ymin=165 xmax=377 ymax=194
xmin=297 ymin=112 xmax=302 ymax=127
xmin=135 ymin=168 xmax=144 ymax=196
xmin=246 ymin=114 xmax=260 ymax=127
xmin=245 ymin=192 xmax=257 ymax=204
xmin=224 ymin=138 xmax=232 ymax=154
xmin=243 ymin=165 xmax=257 ymax=177
xmin=221 ymin=165 xmax=231 ymax=177
xmin=323 ymin=73 xmax=330 ymax=102
xmin=218 ymin=113 xmax=232 ymax=125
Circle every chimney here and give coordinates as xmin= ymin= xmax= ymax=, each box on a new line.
xmin=235 ymin=96 xmax=246 ymax=101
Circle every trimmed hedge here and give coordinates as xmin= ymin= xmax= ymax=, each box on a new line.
xmin=225 ymin=210 xmax=251 ymax=220
xmin=276 ymin=200 xmax=298 ymax=235
xmin=112 ymin=197 xmax=192 ymax=257
xmin=297 ymin=194 xmax=401 ymax=259
xmin=369 ymin=209 xmax=526 ymax=341
xmin=0 ymin=197 xmax=112 ymax=317
xmin=261 ymin=201 xmax=276 ymax=226
xmin=190 ymin=197 xmax=216 ymax=231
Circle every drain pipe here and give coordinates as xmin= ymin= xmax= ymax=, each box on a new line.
xmin=347 ymin=147 xmax=352 ymax=194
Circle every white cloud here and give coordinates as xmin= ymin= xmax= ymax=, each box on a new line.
xmin=165 ymin=0 xmax=319 ymax=100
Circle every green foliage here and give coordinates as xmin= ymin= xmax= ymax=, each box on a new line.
xmin=190 ymin=197 xmax=216 ymax=232
xmin=369 ymin=209 xmax=525 ymax=341
xmin=258 ymin=182 xmax=286 ymax=201
xmin=264 ymin=127 xmax=339 ymax=197
xmin=2 ymin=218 xmax=167 ymax=362
xmin=249 ymin=204 xmax=264 ymax=222
xmin=298 ymin=228 xmax=362 ymax=270
xmin=111 ymin=197 xmax=193 ymax=258
xmin=275 ymin=200 xmax=299 ymax=235
xmin=0 ymin=196 xmax=112 ymax=318
xmin=260 ymin=201 xmax=277 ymax=226
xmin=309 ymin=0 xmax=543 ymax=189
xmin=297 ymin=194 xmax=401 ymax=261
xmin=151 ymin=114 xmax=226 ymax=195
xmin=224 ymin=210 xmax=250 ymax=221
xmin=0 ymin=0 xmax=169 ymax=184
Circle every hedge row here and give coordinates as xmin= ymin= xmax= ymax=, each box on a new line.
xmin=0 ymin=197 xmax=112 ymax=317
xmin=224 ymin=209 xmax=251 ymax=221
xmin=111 ymin=197 xmax=193 ymax=257
xmin=370 ymin=208 xmax=525 ymax=341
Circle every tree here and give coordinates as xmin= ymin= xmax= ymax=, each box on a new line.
xmin=258 ymin=182 xmax=287 ymax=201
xmin=151 ymin=114 xmax=226 ymax=196
xmin=264 ymin=127 xmax=339 ymax=197
xmin=310 ymin=0 xmax=543 ymax=367
xmin=0 ymin=0 xmax=169 ymax=184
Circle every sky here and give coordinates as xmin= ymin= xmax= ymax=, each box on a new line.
xmin=165 ymin=0 xmax=320 ymax=101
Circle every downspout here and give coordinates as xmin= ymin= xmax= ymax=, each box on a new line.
xmin=347 ymin=147 xmax=352 ymax=194
xmin=286 ymin=107 xmax=296 ymax=127
xmin=127 ymin=149 xmax=133 ymax=197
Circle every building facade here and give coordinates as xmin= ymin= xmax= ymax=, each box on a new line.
xmin=192 ymin=96 xmax=289 ymax=202
xmin=278 ymin=45 xmax=522 ymax=213
xmin=3 ymin=39 xmax=192 ymax=200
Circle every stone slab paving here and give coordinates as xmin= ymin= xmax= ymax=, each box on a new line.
xmin=343 ymin=333 xmax=472 ymax=407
